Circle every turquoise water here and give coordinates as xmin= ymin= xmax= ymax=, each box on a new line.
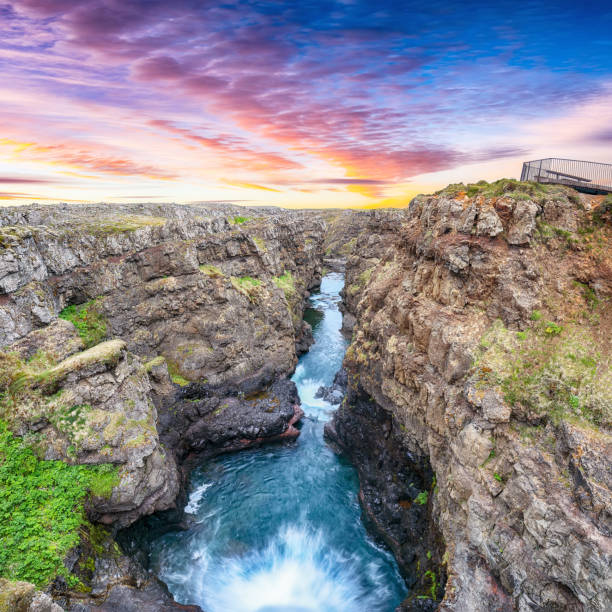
xmin=149 ymin=273 xmax=407 ymax=611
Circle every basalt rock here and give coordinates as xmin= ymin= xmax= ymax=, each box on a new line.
xmin=330 ymin=186 xmax=612 ymax=611
xmin=0 ymin=202 xmax=326 ymax=610
xmin=0 ymin=203 xmax=324 ymax=387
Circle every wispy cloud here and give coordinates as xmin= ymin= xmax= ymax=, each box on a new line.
xmin=0 ymin=0 xmax=610 ymax=206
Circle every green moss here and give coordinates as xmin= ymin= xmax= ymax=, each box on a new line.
xmin=199 ymin=264 xmax=224 ymax=278
xmin=424 ymin=569 xmax=438 ymax=600
xmin=230 ymin=276 xmax=261 ymax=300
xmin=166 ymin=360 xmax=190 ymax=386
xmin=144 ymin=356 xmax=166 ymax=372
xmin=358 ymin=268 xmax=373 ymax=287
xmin=272 ymin=270 xmax=296 ymax=298
xmin=213 ymin=403 xmax=229 ymax=416
xmin=59 ymin=300 xmax=107 ymax=349
xmin=340 ymin=236 xmax=358 ymax=256
xmin=415 ymin=491 xmax=428 ymax=505
xmin=0 ymin=420 xmax=117 ymax=588
xmin=475 ymin=319 xmax=611 ymax=427
xmin=252 ymin=236 xmax=267 ymax=252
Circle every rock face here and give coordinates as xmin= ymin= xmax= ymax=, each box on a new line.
xmin=0 ymin=202 xmax=326 ymax=609
xmin=328 ymin=185 xmax=612 ymax=611
xmin=2 ymin=328 xmax=180 ymax=529
xmin=0 ymin=203 xmax=323 ymax=386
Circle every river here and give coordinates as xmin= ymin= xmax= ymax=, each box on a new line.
xmin=148 ymin=272 xmax=407 ymax=611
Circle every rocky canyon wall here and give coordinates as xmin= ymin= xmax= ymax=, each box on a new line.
xmin=328 ymin=182 xmax=612 ymax=611
xmin=0 ymin=202 xmax=325 ymax=610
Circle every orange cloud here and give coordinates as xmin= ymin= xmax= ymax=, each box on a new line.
xmin=1 ymin=137 xmax=175 ymax=180
xmin=222 ymin=179 xmax=282 ymax=192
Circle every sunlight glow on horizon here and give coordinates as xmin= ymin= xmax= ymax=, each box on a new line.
xmin=0 ymin=1 xmax=610 ymax=208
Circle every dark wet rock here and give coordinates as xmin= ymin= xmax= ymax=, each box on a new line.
xmin=163 ymin=378 xmax=303 ymax=457
xmin=325 ymin=388 xmax=446 ymax=607
xmin=315 ymin=368 xmax=347 ymax=404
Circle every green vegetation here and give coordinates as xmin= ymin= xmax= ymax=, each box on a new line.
xmin=574 ymin=281 xmax=600 ymax=310
xmin=213 ymin=403 xmax=229 ymax=416
xmin=0 ymin=420 xmax=117 ymax=587
xmin=231 ymin=275 xmax=261 ymax=301
xmin=481 ymin=442 xmax=496 ymax=467
xmin=144 ymin=355 xmax=166 ymax=372
xmin=199 ymin=264 xmax=224 ymax=278
xmin=59 ymin=300 xmax=107 ymax=348
xmin=0 ymin=341 xmax=124 ymax=429
xmin=79 ymin=215 xmax=166 ymax=236
xmin=494 ymin=472 xmax=503 ymax=483
xmin=415 ymin=490 xmax=428 ymax=505
xmin=424 ymin=570 xmax=438 ymax=600
xmin=272 ymin=270 xmax=296 ymax=299
xmin=358 ymin=268 xmax=373 ymax=287
xmin=166 ymin=360 xmax=190 ymax=386
xmin=436 ymin=178 xmax=571 ymax=204
xmin=475 ymin=318 xmax=611 ymax=428
xmin=230 ymin=215 xmax=250 ymax=225
xmin=593 ymin=194 xmax=612 ymax=224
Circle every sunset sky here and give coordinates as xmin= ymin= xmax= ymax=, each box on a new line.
xmin=0 ymin=0 xmax=611 ymax=208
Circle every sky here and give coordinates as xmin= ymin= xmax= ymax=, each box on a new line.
xmin=0 ymin=0 xmax=611 ymax=208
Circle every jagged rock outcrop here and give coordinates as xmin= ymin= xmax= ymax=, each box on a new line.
xmin=2 ymin=326 xmax=179 ymax=529
xmin=328 ymin=183 xmax=612 ymax=611
xmin=0 ymin=203 xmax=323 ymax=385
xmin=0 ymin=202 xmax=326 ymax=610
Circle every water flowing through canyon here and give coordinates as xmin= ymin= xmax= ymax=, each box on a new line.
xmin=148 ymin=272 xmax=407 ymax=611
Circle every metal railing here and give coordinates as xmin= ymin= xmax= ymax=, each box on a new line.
xmin=520 ymin=158 xmax=612 ymax=194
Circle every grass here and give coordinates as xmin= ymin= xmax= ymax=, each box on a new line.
xmin=231 ymin=275 xmax=261 ymax=300
xmin=78 ymin=215 xmax=166 ymax=236
xmin=593 ymin=194 xmax=612 ymax=224
xmin=272 ymin=270 xmax=296 ymax=298
xmin=475 ymin=318 xmax=611 ymax=428
xmin=436 ymin=178 xmax=570 ymax=204
xmin=229 ymin=215 xmax=250 ymax=225
xmin=0 ymin=420 xmax=118 ymax=588
xmin=0 ymin=341 xmax=125 ymax=427
xmin=59 ymin=300 xmax=107 ymax=349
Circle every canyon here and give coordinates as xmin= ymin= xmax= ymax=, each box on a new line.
xmin=0 ymin=182 xmax=610 ymax=611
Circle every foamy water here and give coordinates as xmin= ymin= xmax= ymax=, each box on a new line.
xmin=149 ymin=273 xmax=407 ymax=611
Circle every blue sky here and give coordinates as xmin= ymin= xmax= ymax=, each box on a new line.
xmin=0 ymin=0 xmax=610 ymax=206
